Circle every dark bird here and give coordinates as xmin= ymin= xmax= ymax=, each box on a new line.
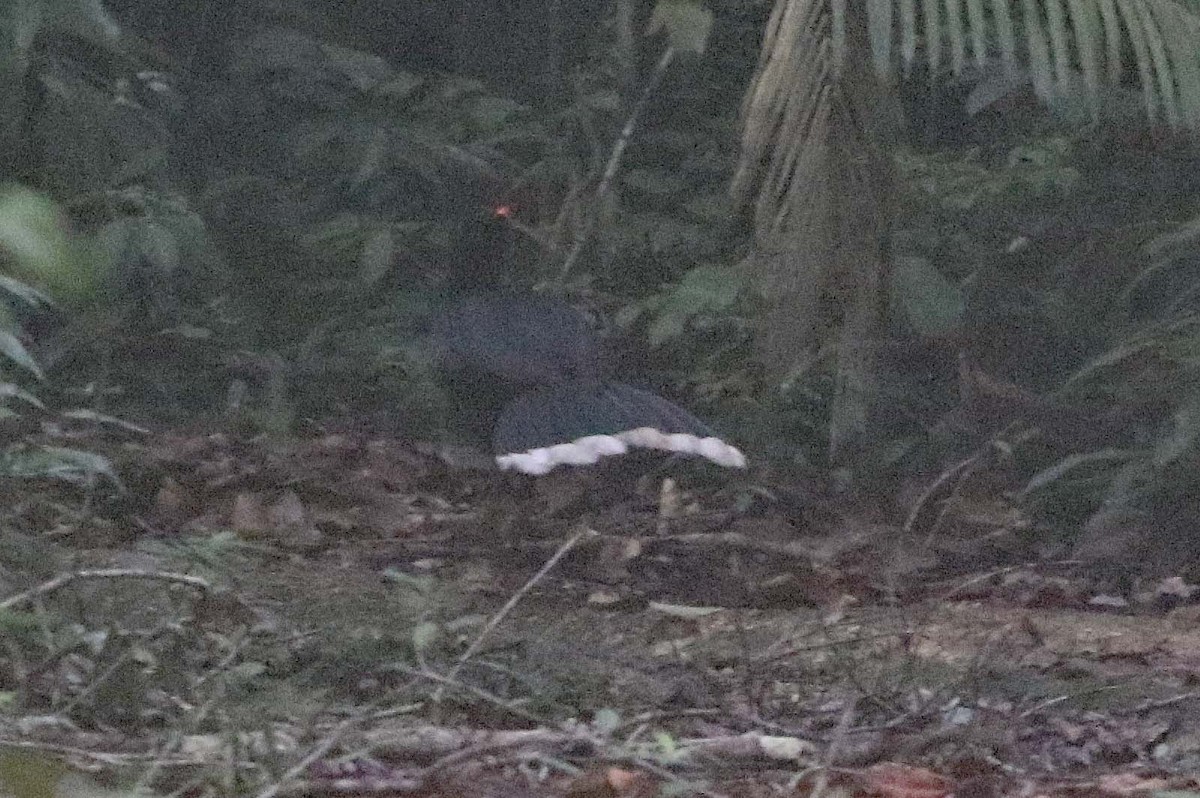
xmin=429 ymin=205 xmax=746 ymax=475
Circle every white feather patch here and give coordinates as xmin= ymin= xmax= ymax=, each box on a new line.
xmin=496 ymin=428 xmax=746 ymax=474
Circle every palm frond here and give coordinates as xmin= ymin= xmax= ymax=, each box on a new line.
xmin=734 ymin=0 xmax=837 ymax=371
xmin=736 ymin=0 xmax=896 ymax=460
xmin=735 ymin=0 xmax=1200 ymax=459
xmin=822 ymin=0 xmax=1200 ymax=127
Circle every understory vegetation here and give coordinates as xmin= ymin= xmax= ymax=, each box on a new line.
xmin=5 ymin=0 xmax=1200 ymax=795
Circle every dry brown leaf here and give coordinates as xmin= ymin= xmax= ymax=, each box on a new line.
xmin=564 ymin=767 xmax=656 ymax=798
xmin=1095 ymin=772 xmax=1170 ymax=794
xmin=268 ymin=490 xmax=307 ymax=527
xmin=863 ymin=762 xmax=954 ymax=798
xmin=149 ymin=477 xmax=191 ymax=527
xmin=230 ymin=492 xmax=267 ymax=532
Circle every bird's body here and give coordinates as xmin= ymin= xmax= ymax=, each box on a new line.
xmin=430 ymin=290 xmax=602 ymax=385
xmin=428 ymin=207 xmax=745 ymax=475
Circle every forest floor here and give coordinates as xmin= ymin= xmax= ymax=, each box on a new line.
xmin=2 ymin=425 xmax=1200 ymax=798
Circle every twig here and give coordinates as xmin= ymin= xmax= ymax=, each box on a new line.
xmin=0 ymin=738 xmax=207 ymax=768
xmin=904 ymin=422 xmax=1026 ymax=543
xmin=618 ymin=530 xmax=818 ymax=559
xmin=1 ymin=568 xmax=212 ymax=610
xmin=393 ymin=664 xmax=544 ymax=725
xmin=559 ymin=46 xmax=676 ymax=278
xmin=1019 ymin=684 xmax=1125 ymax=719
xmin=434 ymin=527 xmax=592 ymax=700
xmin=808 ymin=701 xmax=855 ymax=798
xmin=618 ymin=754 xmax=730 ymax=798
xmin=139 ymin=636 xmax=253 ymax=795
xmin=423 ymin=730 xmax=578 ymax=776
xmin=254 ymin=714 xmax=366 ymax=798
xmin=1128 ymin=690 xmax=1200 ymax=714
xmin=276 ymin=773 xmax=423 ymax=797
xmin=901 ymin=455 xmax=977 ymax=537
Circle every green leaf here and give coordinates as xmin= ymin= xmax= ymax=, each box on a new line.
xmin=592 ymin=708 xmax=621 ymax=735
xmin=646 ymin=0 xmax=714 ymax=55
xmin=411 ymin=622 xmax=441 ymax=657
xmin=0 ymin=274 xmax=53 ymax=308
xmin=97 ymin=217 xmax=133 ymax=262
xmin=383 ymin=568 xmax=436 ymax=599
xmin=623 ymin=168 xmax=690 ymax=195
xmin=161 ymin=323 xmax=213 ymax=340
xmin=648 ymin=312 xmax=687 ymax=347
xmin=0 ymin=186 xmax=98 ymax=301
xmin=41 ymin=446 xmax=122 ymax=486
xmin=60 ymin=409 xmax=148 ymax=432
xmin=682 ymin=193 xmax=731 ymax=222
xmin=135 ymin=221 xmax=180 ymax=276
xmin=41 ymin=0 xmax=120 ymax=44
xmin=0 ymin=381 xmax=46 ymax=408
xmin=0 ymin=751 xmax=66 ymax=798
xmin=352 ymin=127 xmax=390 ymax=187
xmin=0 ymin=608 xmax=41 ymax=635
xmin=1153 ymin=391 xmax=1200 ymax=467
xmin=110 ymin=147 xmax=170 ymax=186
xmin=669 ymin=265 xmax=743 ymax=309
xmin=1020 ymin=448 xmax=1134 ymax=499
xmin=376 ymin=71 xmax=424 ymax=99
xmin=1059 ymin=340 xmax=1150 ymax=392
xmin=0 ymin=444 xmax=121 ymax=486
xmin=648 ymin=218 xmax=705 ymax=254
xmin=890 ymin=256 xmax=964 ymax=337
xmin=231 ymin=661 xmax=267 ymax=681
xmin=0 ymin=330 xmax=43 ymax=379
xmin=469 ymin=97 xmax=525 ymax=131
xmin=613 ymin=303 xmax=646 ymax=328
xmin=359 ymin=226 xmax=394 ymax=285
xmin=584 ymin=89 xmax=621 ymax=111
xmin=640 ymin=266 xmax=743 ymax=347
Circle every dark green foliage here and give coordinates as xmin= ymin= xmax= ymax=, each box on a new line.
xmin=27 ymin=9 xmax=755 ymax=437
xmin=8 ymin=0 xmax=1200 ymax=567
xmin=885 ymin=127 xmax=1200 ymax=566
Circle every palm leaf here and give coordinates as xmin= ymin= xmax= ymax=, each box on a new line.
xmin=965 ymin=0 xmax=990 ymax=68
xmin=900 ymin=0 xmax=919 ymax=68
xmin=1150 ymin=0 xmax=1200 ymax=127
xmin=992 ymin=0 xmax=1019 ymax=74
xmin=856 ymin=0 xmax=1200 ymax=125
xmin=945 ymin=0 xmax=969 ymax=76
xmin=925 ymin=0 xmax=943 ymax=75
xmin=1023 ymin=0 xmax=1058 ymax=100
xmin=1045 ymin=0 xmax=1073 ymax=99
xmin=1066 ymin=0 xmax=1103 ymax=116
xmin=734 ymin=0 xmax=837 ymax=371
xmin=736 ymin=0 xmax=1200 ymax=458
xmin=870 ymin=0 xmax=895 ymax=74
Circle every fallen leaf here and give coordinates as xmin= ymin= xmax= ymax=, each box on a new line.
xmin=1096 ymin=772 xmax=1169 ymax=794
xmin=230 ymin=492 xmax=267 ymax=533
xmin=863 ymin=762 xmax=954 ymax=798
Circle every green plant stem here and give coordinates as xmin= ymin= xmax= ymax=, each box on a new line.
xmin=560 ymin=46 xmax=677 ymax=279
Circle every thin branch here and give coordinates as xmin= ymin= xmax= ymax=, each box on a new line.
xmin=559 ymin=46 xmax=677 ymax=278
xmin=394 ymin=664 xmax=545 ymax=725
xmin=434 ymin=527 xmax=592 ymax=700
xmin=254 ymin=714 xmax=369 ymax=798
xmin=1 ymin=568 xmax=212 ymax=610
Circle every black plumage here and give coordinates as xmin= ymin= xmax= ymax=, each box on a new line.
xmin=430 ymin=291 xmax=601 ymax=385
xmin=429 ymin=207 xmax=744 ymax=474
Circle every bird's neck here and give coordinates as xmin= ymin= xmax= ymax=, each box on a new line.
xmin=445 ymin=214 xmax=538 ymax=295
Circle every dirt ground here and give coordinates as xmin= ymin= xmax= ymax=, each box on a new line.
xmin=3 ymin=427 xmax=1200 ymax=797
